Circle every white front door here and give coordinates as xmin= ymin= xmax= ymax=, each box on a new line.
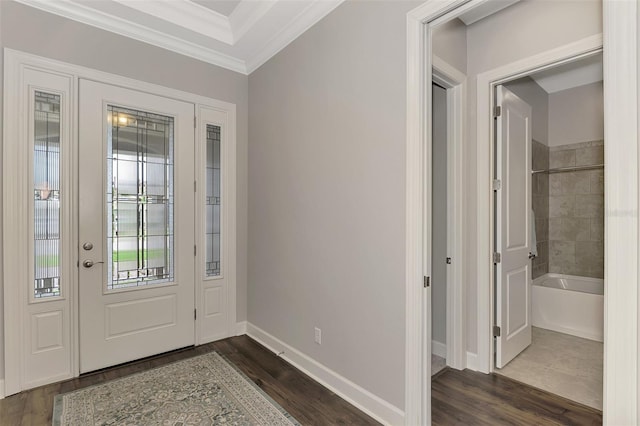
xmin=495 ymin=85 xmax=532 ymax=368
xmin=78 ymin=80 xmax=196 ymax=373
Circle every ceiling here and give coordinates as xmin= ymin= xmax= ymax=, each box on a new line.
xmin=531 ymin=54 xmax=603 ymax=94
xmin=15 ymin=0 xmax=345 ymax=75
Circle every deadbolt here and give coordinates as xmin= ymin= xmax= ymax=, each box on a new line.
xmin=82 ymin=242 xmax=94 ymax=251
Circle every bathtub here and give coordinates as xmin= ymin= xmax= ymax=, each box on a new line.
xmin=532 ymin=273 xmax=603 ymax=342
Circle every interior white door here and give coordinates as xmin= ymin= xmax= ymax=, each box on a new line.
xmin=495 ymin=85 xmax=532 ymax=368
xmin=79 ymin=80 xmax=195 ymax=373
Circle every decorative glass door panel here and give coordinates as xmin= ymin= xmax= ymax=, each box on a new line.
xmin=34 ymin=91 xmax=62 ymax=299
xmin=79 ymin=80 xmax=195 ymax=373
xmin=107 ymin=106 xmax=174 ymax=290
xmin=205 ymin=124 xmax=221 ymax=277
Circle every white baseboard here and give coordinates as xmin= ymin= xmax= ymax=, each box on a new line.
xmin=0 ymin=379 xmax=5 ymax=399
xmin=432 ymin=340 xmax=447 ymax=358
xmin=235 ymin=321 xmax=247 ymax=336
xmin=246 ymin=323 xmax=404 ymax=426
xmin=466 ymin=351 xmax=478 ymax=371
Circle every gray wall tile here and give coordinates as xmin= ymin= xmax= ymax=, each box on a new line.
xmin=590 ymin=217 xmax=604 ymax=241
xmin=549 ymin=195 xmax=575 ymax=218
xmin=575 ymin=145 xmax=604 ymax=166
xmin=575 ymin=194 xmax=604 ymax=218
xmin=546 ymin=141 xmax=604 ymax=277
xmin=549 ymin=171 xmax=590 ymax=195
xmin=549 ymin=149 xmax=576 ymax=168
xmin=590 ymin=170 xmax=604 ymax=194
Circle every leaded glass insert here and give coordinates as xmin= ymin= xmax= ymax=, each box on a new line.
xmin=205 ymin=125 xmax=221 ymax=276
xmin=107 ymin=106 xmax=174 ymax=290
xmin=34 ymin=91 xmax=61 ymax=298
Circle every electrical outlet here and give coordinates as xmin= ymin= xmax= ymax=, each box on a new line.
xmin=314 ymin=327 xmax=322 ymax=345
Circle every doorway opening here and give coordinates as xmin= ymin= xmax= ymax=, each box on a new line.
xmin=493 ymin=53 xmax=604 ymax=410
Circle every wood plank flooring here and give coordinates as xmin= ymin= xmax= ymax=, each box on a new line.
xmin=432 ymin=368 xmax=603 ymax=425
xmin=0 ymin=335 xmax=379 ymax=426
xmin=1 ymin=336 xmax=603 ymax=425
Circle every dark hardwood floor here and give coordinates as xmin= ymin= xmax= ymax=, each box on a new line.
xmin=0 ymin=337 xmax=603 ymax=426
xmin=0 ymin=335 xmax=379 ymax=426
xmin=432 ymin=368 xmax=603 ymax=425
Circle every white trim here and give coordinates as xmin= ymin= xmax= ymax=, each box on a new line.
xmin=244 ymin=0 xmax=344 ymax=74
xmin=431 ymin=340 xmax=447 ymax=359
xmin=407 ymin=0 xmax=640 ymax=422
xmin=475 ymin=34 xmax=603 ymax=374
xmin=432 ymin=55 xmax=467 ymax=371
xmin=12 ymin=0 xmax=247 ymax=74
xmin=113 ymin=0 xmax=234 ymax=45
xmin=235 ymin=321 xmax=247 ymax=336
xmin=3 ymin=49 xmax=238 ymax=395
xmin=603 ymin=0 xmax=638 ymax=423
xmin=406 ymin=2 xmax=469 ymax=423
xmin=229 ymin=1 xmax=277 ymax=44
xmin=12 ymin=0 xmax=344 ymax=76
xmin=246 ymin=323 xmax=404 ymax=426
xmin=0 ymin=379 xmax=4 ymax=399
xmin=465 ymin=352 xmax=478 ymax=372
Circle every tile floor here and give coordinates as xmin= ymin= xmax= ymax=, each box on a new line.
xmin=496 ymin=327 xmax=603 ymax=410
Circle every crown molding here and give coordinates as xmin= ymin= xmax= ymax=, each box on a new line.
xmin=245 ymin=0 xmax=344 ymax=73
xmin=229 ymin=0 xmax=276 ymax=44
xmin=113 ymin=0 xmax=234 ymax=45
xmin=13 ymin=0 xmax=346 ymax=75
xmin=14 ymin=0 xmax=247 ymax=73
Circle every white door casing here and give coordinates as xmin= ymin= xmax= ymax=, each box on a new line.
xmin=4 ymin=50 xmax=238 ymax=395
xmin=195 ymin=105 xmax=236 ymax=343
xmin=494 ymin=85 xmax=532 ymax=369
xmin=78 ymin=79 xmax=196 ymax=373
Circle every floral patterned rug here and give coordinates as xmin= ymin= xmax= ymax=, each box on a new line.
xmin=52 ymin=352 xmax=300 ymax=425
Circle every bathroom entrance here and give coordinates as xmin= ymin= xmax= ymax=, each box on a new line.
xmin=492 ymin=52 xmax=605 ymax=410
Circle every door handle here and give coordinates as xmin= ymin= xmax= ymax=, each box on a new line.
xmin=83 ymin=259 xmax=104 ymax=268
xmin=528 ymin=253 xmax=536 ymax=260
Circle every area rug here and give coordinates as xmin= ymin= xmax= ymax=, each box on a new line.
xmin=52 ymin=352 xmax=300 ymax=425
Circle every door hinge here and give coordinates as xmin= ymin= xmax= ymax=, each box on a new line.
xmin=194 ymin=245 xmax=197 ymax=256
xmin=446 ymin=257 xmax=452 ymax=264
xmin=194 ymin=116 xmax=197 ymax=128
xmin=493 ymin=252 xmax=501 ymax=264
xmin=194 ymin=180 xmax=197 ymax=192
xmin=494 ymin=105 xmax=502 ymax=117
xmin=493 ymin=325 xmax=501 ymax=337
xmin=492 ymin=179 xmax=502 ymax=191
xmin=424 ymin=276 xmax=430 ymax=288
xmin=194 ymin=309 xmax=197 ymax=320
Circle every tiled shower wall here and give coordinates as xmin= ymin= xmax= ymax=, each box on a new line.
xmin=548 ymin=140 xmax=604 ymax=278
xmin=532 ymin=140 xmax=549 ymax=279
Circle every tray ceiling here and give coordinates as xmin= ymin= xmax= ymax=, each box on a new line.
xmin=14 ymin=0 xmax=345 ymax=74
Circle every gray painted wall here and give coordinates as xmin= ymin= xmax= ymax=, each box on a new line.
xmin=432 ymin=84 xmax=448 ymax=346
xmin=464 ymin=0 xmax=602 ymax=354
xmin=248 ymin=0 xmax=421 ymax=409
xmin=549 ymin=81 xmax=604 ymax=146
xmin=505 ymin=77 xmax=549 ymax=145
xmin=433 ymin=18 xmax=467 ymax=74
xmin=0 ymin=1 xmax=249 ymax=381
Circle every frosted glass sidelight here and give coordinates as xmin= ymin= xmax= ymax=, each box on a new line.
xmin=107 ymin=106 xmax=174 ymax=290
xmin=205 ymin=125 xmax=221 ymax=276
xmin=34 ymin=91 xmax=62 ymax=298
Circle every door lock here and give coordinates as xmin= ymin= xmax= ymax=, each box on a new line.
xmin=82 ymin=242 xmax=94 ymax=251
xmin=82 ymin=259 xmax=104 ymax=268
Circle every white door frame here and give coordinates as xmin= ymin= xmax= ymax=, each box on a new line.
xmin=432 ymin=56 xmax=466 ymax=370
xmin=477 ymin=38 xmax=603 ymax=373
xmin=3 ymin=48 xmax=237 ymax=396
xmin=406 ymin=1 xmax=639 ymax=424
